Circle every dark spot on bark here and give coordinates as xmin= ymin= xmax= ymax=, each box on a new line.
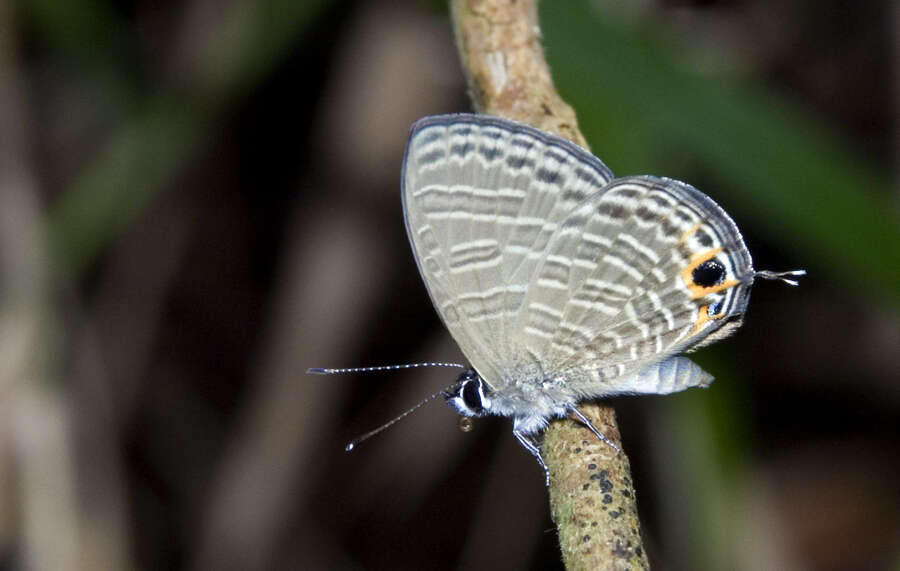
xmin=612 ymin=539 xmax=630 ymax=559
xmin=603 ymin=494 xmax=613 ymax=504
xmin=588 ymin=463 xmax=597 ymax=470
xmin=597 ymin=470 xmax=613 ymax=493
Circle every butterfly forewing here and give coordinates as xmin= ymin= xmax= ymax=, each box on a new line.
xmin=402 ymin=115 xmax=615 ymax=388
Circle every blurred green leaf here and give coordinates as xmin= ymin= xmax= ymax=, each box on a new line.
xmin=542 ymin=0 xmax=900 ymax=305
xmin=48 ymin=96 xmax=204 ymax=276
xmin=22 ymin=0 xmax=129 ymax=67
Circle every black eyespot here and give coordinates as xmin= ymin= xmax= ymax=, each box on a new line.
xmin=461 ymin=380 xmax=484 ymax=413
xmin=692 ymin=259 xmax=726 ymax=287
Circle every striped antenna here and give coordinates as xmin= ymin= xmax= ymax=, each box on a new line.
xmin=343 ymin=385 xmax=455 ymax=451
xmin=306 ymin=362 xmax=465 ymax=375
xmin=306 ymin=361 xmax=467 ymax=451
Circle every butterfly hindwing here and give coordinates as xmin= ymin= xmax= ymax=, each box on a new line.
xmin=512 ymin=175 xmax=754 ymax=397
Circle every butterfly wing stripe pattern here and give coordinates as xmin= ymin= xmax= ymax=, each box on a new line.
xmin=517 ymin=176 xmax=754 ymax=397
xmin=402 ymin=113 xmax=755 ymax=436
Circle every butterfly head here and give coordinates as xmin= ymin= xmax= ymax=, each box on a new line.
xmin=443 ymin=368 xmax=492 ymax=418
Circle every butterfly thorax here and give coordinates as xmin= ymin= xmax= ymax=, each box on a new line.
xmin=443 ymin=367 xmax=578 ymax=434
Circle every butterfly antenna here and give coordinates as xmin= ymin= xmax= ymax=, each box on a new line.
xmin=755 ymin=269 xmax=807 ymax=287
xmin=306 ymin=362 xmax=466 ymax=450
xmin=306 ymin=362 xmax=465 ymax=375
xmin=344 ymin=385 xmax=455 ymax=451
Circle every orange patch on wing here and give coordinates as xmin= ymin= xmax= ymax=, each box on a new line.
xmin=681 ymin=248 xmax=739 ymax=299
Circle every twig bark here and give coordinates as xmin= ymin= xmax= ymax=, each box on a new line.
xmin=450 ymin=1 xmax=649 ymax=568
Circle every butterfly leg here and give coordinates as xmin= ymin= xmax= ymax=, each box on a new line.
xmin=568 ymin=406 xmax=620 ymax=454
xmin=513 ymin=429 xmax=550 ymax=486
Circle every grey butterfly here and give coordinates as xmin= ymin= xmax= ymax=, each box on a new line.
xmin=402 ymin=114 xmax=803 ymax=477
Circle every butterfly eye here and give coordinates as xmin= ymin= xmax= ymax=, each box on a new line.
xmin=692 ymin=259 xmax=726 ymax=287
xmin=444 ymin=370 xmax=490 ymax=417
xmin=461 ymin=379 xmax=486 ymax=413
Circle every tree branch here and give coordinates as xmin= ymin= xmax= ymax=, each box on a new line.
xmin=450 ymin=1 xmax=649 ymax=568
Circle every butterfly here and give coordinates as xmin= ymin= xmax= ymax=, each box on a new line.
xmin=396 ymin=114 xmax=802 ymax=480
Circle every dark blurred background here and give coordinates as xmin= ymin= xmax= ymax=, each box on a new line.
xmin=0 ymin=0 xmax=897 ymax=570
